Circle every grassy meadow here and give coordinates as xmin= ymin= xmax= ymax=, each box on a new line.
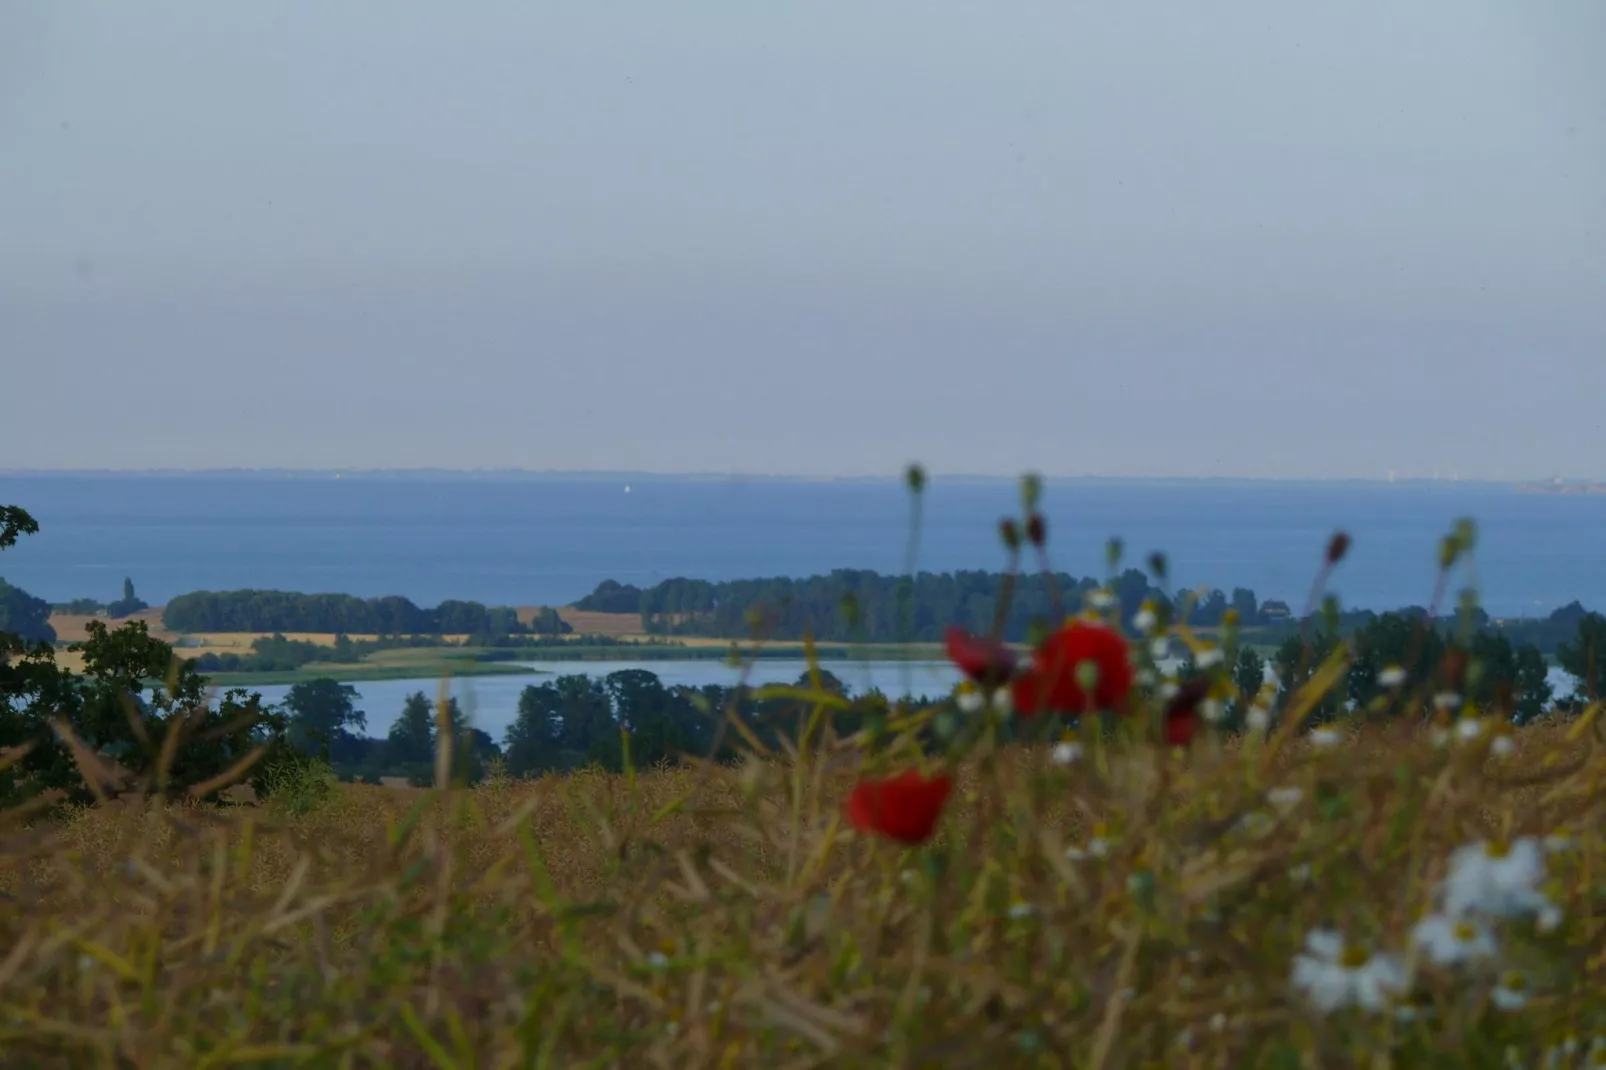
xmin=1 ymin=684 xmax=1602 ymax=1068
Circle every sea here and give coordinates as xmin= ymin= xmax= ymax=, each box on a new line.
xmin=1 ymin=472 xmax=1598 ymax=737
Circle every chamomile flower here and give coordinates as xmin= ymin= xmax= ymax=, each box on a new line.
xmin=1007 ymin=901 xmax=1035 ymax=920
xmin=1089 ymin=588 xmax=1116 ymax=610
xmin=1411 ymin=913 xmax=1499 ymax=966
xmin=1378 ymin=665 xmax=1408 ymax=689
xmin=990 ymin=686 xmax=1012 ymax=715
xmin=1456 ymin=716 xmax=1488 ymax=743
xmin=1434 ymin=691 xmax=1463 ymax=712
xmin=1246 ymin=705 xmax=1271 ymax=732
xmin=1051 ymin=740 xmax=1083 ymax=765
xmin=1132 ymin=604 xmax=1158 ymax=634
xmin=1199 ymin=698 xmax=1224 ymax=724
xmin=1309 ymin=727 xmax=1342 ymax=748
xmin=1267 ymin=786 xmax=1304 ymax=811
xmin=1491 ymin=970 xmax=1531 ymax=1010
xmin=1159 ymin=680 xmax=1181 ymax=701
xmin=1490 ymin=730 xmax=1516 ymax=759
xmin=1196 ymin=647 xmax=1226 ymax=670
xmin=1441 ymin=837 xmax=1554 ymax=919
xmin=1066 ymin=834 xmax=1110 ymax=861
xmin=955 ymin=684 xmax=985 ymax=714
xmin=1291 ymin=929 xmax=1407 ymax=1013
xmin=1150 ymin=637 xmax=1170 ymax=661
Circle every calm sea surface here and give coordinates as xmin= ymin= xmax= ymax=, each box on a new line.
xmin=3 ymin=474 xmax=1603 ymax=619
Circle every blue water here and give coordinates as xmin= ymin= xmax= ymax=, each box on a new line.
xmin=248 ymin=657 xmax=1580 ymax=743
xmin=2 ymin=473 xmax=1604 ymax=618
xmin=250 ymin=657 xmax=965 ymax=741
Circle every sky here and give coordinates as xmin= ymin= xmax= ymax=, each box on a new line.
xmin=1 ymin=2 xmax=1602 ymax=480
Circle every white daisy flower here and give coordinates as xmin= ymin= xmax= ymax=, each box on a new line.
xmin=1537 ymin=902 xmax=1563 ymax=933
xmin=1008 ymin=901 xmax=1035 ymax=919
xmin=1149 ymin=637 xmax=1170 ymax=660
xmin=1456 ymin=716 xmax=1487 ymax=742
xmin=1378 ymin=665 xmax=1408 ymax=689
xmin=1442 ymin=837 xmax=1553 ymax=919
xmin=1267 ymin=786 xmax=1303 ymax=811
xmin=956 ymin=687 xmax=985 ymax=714
xmin=1200 ymin=698 xmax=1224 ymax=724
xmin=1246 ymin=705 xmax=1271 ymax=732
xmin=1291 ymin=929 xmax=1407 ymax=1014
xmin=1132 ymin=605 xmax=1157 ymax=633
xmin=1066 ymin=836 xmax=1110 ymax=861
xmin=1051 ymin=741 xmax=1083 ymax=765
xmin=1137 ymin=668 xmax=1157 ymax=687
xmin=1208 ymin=1012 xmax=1227 ymax=1032
xmin=1490 ymin=733 xmax=1516 ymax=759
xmin=1159 ymin=680 xmax=1181 ymax=701
xmin=1411 ymin=913 xmax=1499 ymax=966
xmin=1491 ymin=970 xmax=1530 ymax=1010
xmin=991 ymin=687 xmax=1013 ymax=715
xmin=1309 ymin=727 xmax=1342 ymax=748
xmin=1434 ymin=691 xmax=1463 ymax=712
xmin=1196 ymin=647 xmax=1226 ymax=670
xmin=1089 ymin=588 xmax=1115 ymax=610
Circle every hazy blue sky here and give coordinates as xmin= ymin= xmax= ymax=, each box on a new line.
xmin=1 ymin=2 xmax=1602 ymax=479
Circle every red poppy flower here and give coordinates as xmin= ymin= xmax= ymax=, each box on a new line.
xmin=1163 ymin=678 xmax=1211 ymax=748
xmin=844 ymin=769 xmax=953 ymax=845
xmin=944 ymin=625 xmax=1018 ymax=687
xmin=1011 ymin=620 xmax=1135 ymax=717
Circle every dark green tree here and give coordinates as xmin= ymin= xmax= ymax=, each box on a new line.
xmin=1557 ymin=612 xmax=1606 ymax=706
xmin=105 ymin=577 xmax=149 ymax=619
xmin=281 ymin=678 xmax=367 ymax=765
xmin=387 ymin=691 xmax=437 ymax=767
xmin=0 ymin=578 xmax=56 ymax=643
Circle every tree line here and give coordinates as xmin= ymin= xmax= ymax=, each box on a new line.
xmin=574 ymin=570 xmax=1593 ymax=653
xmin=163 ymin=590 xmax=570 ymax=637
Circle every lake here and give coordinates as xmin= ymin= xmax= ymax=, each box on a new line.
xmin=247 ymin=657 xmax=1581 ymax=743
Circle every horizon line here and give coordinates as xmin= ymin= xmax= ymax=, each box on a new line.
xmin=0 ymin=466 xmax=1594 ymax=486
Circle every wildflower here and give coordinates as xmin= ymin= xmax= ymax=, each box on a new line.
xmin=1267 ymin=786 xmax=1303 ymax=811
xmin=1490 ymin=731 xmax=1515 ymax=759
xmin=1434 ymin=691 xmax=1463 ymax=712
xmin=1441 ymin=837 xmax=1553 ymax=919
xmin=1195 ymin=647 xmax=1226 ymax=670
xmin=1089 ymin=588 xmax=1115 ymax=610
xmin=1007 ymin=901 xmax=1035 ymax=920
xmin=1163 ymin=677 xmax=1210 ymax=747
xmin=645 ymin=951 xmax=671 ymax=969
xmin=1199 ymin=698 xmax=1224 ymax=723
xmin=990 ymin=686 xmax=1012 ymax=715
xmin=844 ymin=769 xmax=953 ymax=845
xmin=1543 ymin=831 xmax=1576 ymax=854
xmin=1137 ymin=668 xmax=1157 ymax=688
xmin=1411 ymin=913 xmax=1499 ymax=966
xmin=1132 ymin=603 xmax=1157 ymax=634
xmin=1378 ymin=665 xmax=1408 ymax=689
xmin=1159 ymin=680 xmax=1180 ymax=701
xmin=1537 ymin=902 xmax=1563 ymax=932
xmin=1149 ymin=637 xmax=1170 ymax=660
xmin=1491 ymin=970 xmax=1530 ymax=1010
xmin=1456 ymin=716 xmax=1487 ymax=743
xmin=1246 ymin=705 xmax=1271 ymax=732
xmin=1012 ymin=620 xmax=1135 ymax=716
xmin=1291 ymin=929 xmax=1407 ymax=1013
xmin=1051 ymin=740 xmax=1083 ymax=765
xmin=1309 ymin=727 xmax=1342 ymax=748
xmin=1066 ymin=833 xmax=1110 ymax=861
xmin=944 ymin=626 xmax=1018 ymax=687
xmin=954 ymin=683 xmax=985 ymax=714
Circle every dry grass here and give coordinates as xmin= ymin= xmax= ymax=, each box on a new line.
xmin=1 ymin=686 xmax=1603 ymax=1068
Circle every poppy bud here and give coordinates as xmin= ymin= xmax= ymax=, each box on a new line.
xmin=1453 ymin=517 xmax=1476 ymax=555
xmin=1026 ymin=513 xmax=1047 ymax=547
xmin=1326 ymin=531 xmax=1351 ymax=566
xmin=1106 ymin=538 xmax=1124 ymax=571
xmin=1147 ymin=552 xmax=1167 ymax=581
xmin=999 ymin=519 xmax=1022 ymax=551
xmin=905 ymin=463 xmax=927 ymax=494
xmin=1020 ymin=472 xmax=1042 ymax=513
xmin=1438 ymin=535 xmax=1461 ymax=571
